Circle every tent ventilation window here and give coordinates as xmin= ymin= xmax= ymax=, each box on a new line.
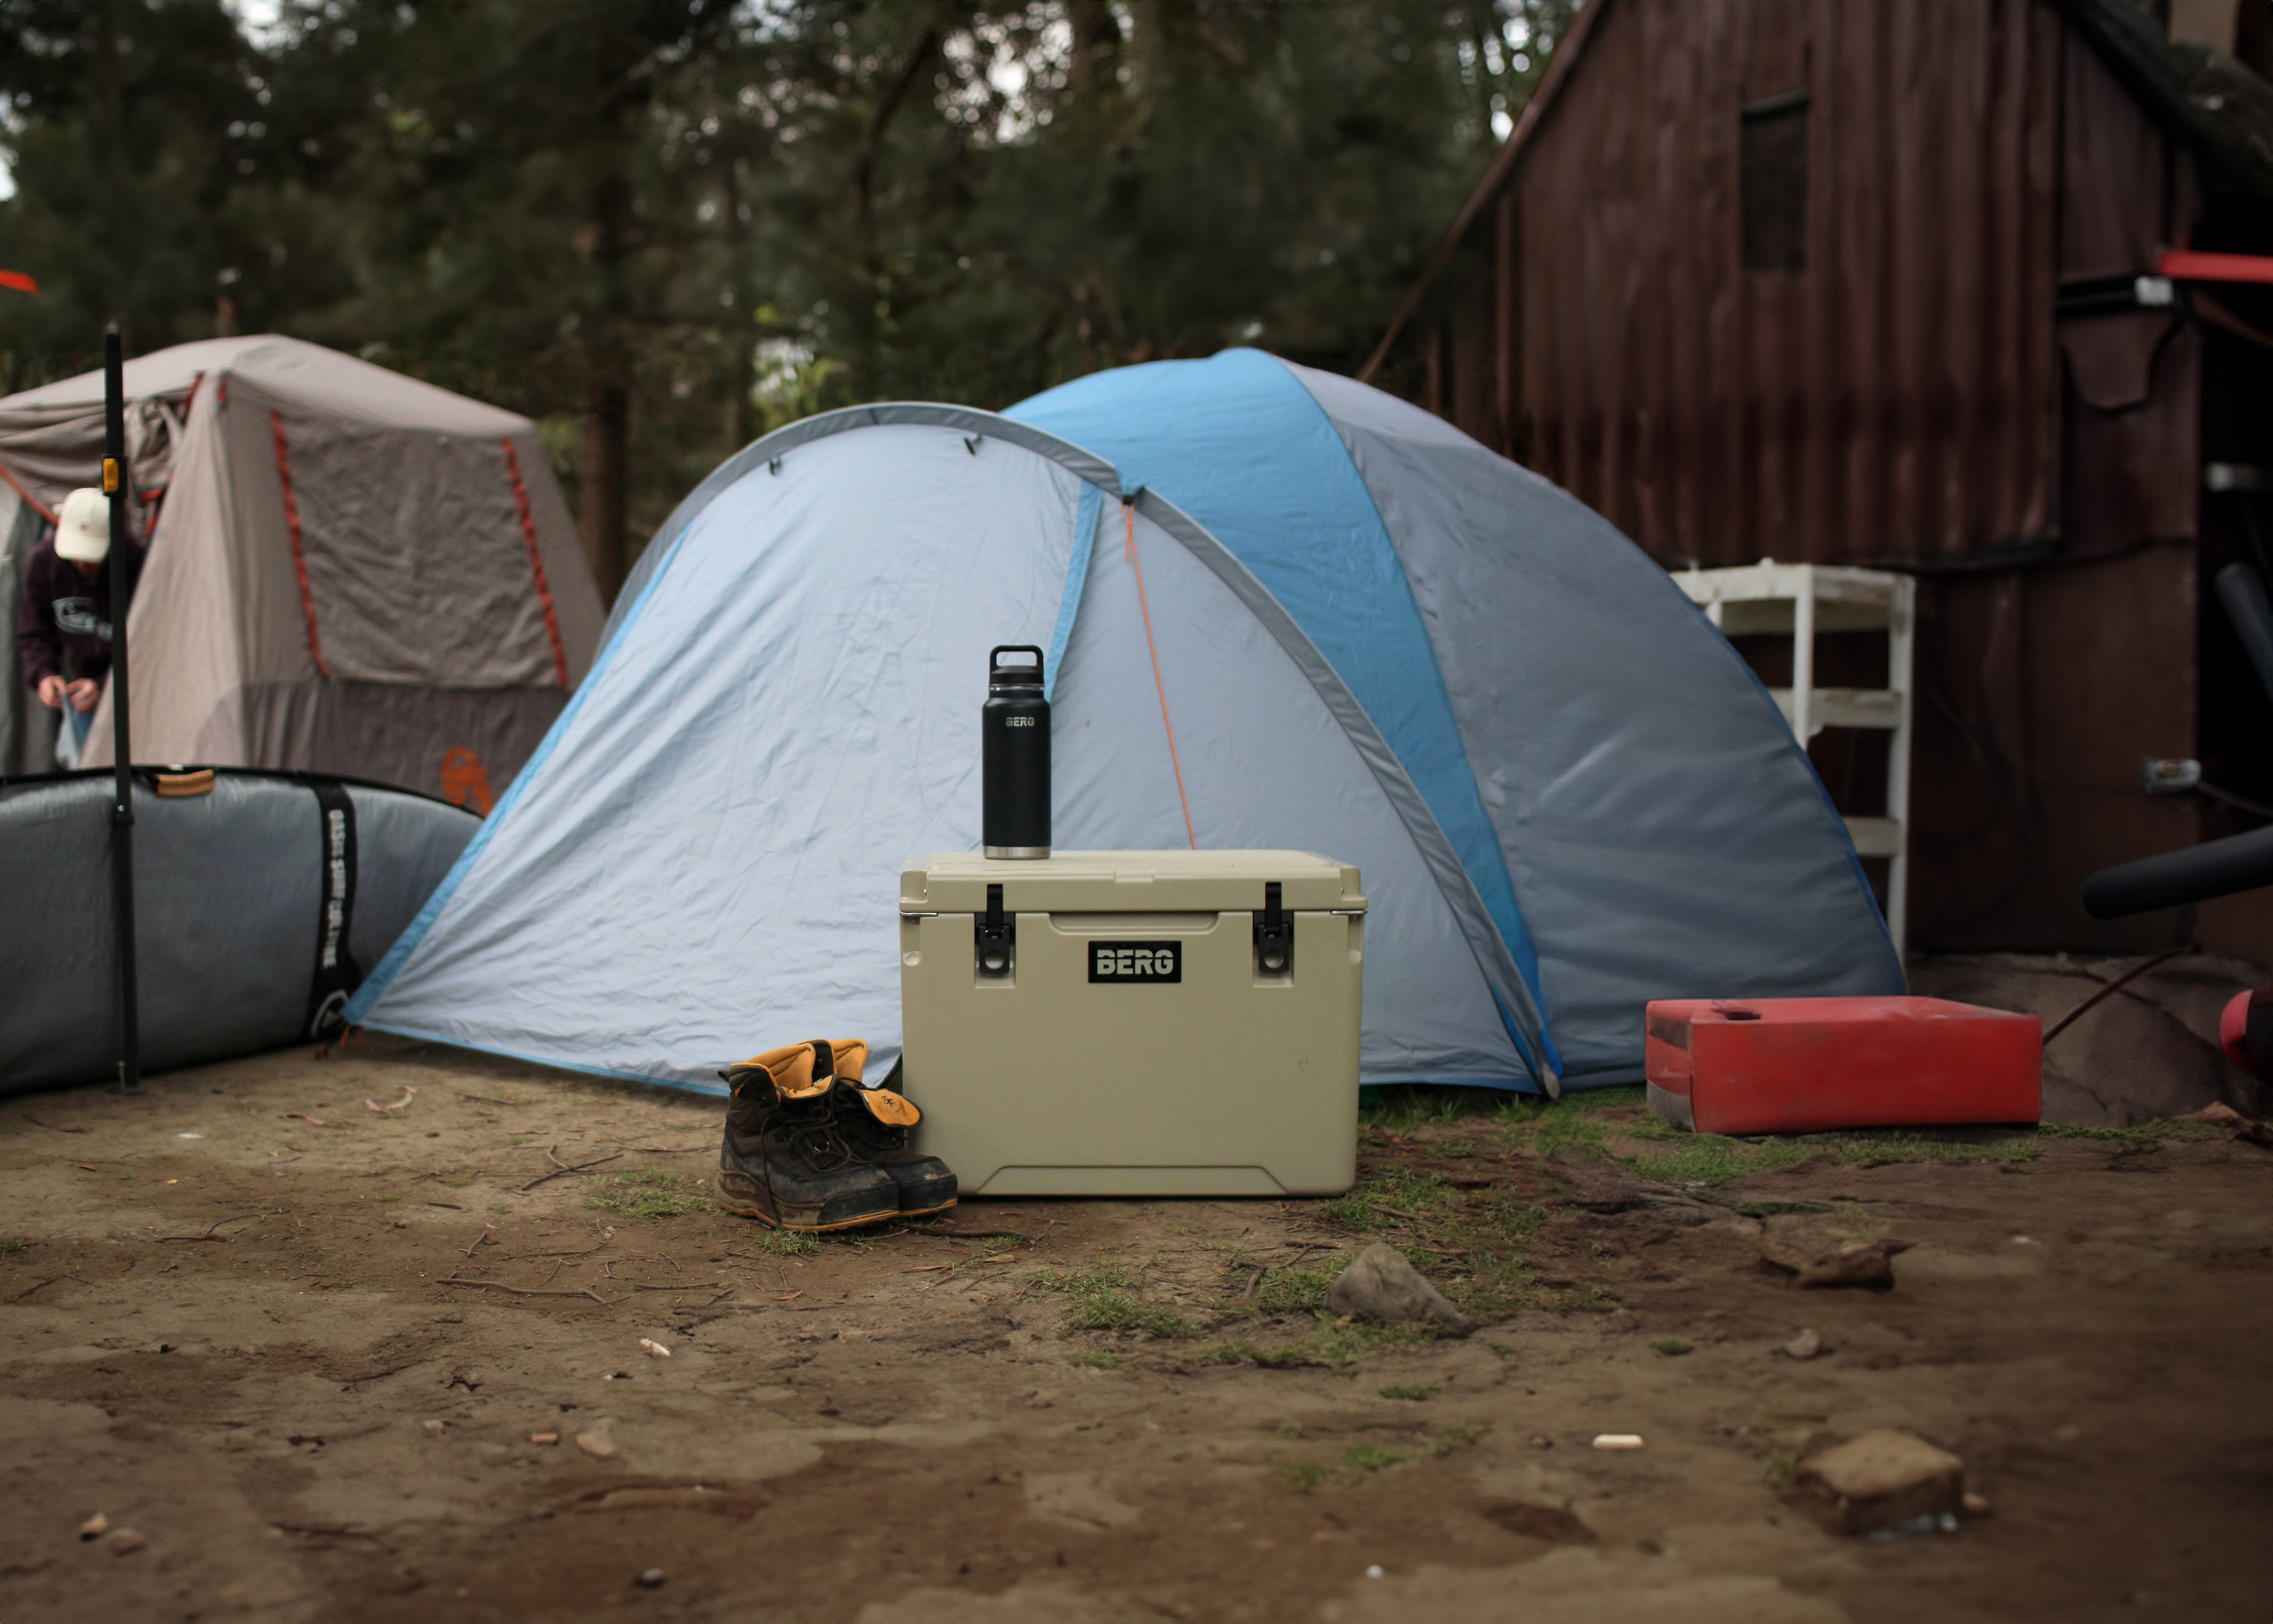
xmin=1740 ymin=89 xmax=1810 ymax=274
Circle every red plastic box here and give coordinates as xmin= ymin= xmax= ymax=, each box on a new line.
xmin=1644 ymin=996 xmax=2041 ymax=1135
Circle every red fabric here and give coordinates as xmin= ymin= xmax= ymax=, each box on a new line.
xmin=0 ymin=270 xmax=38 ymax=294
xmin=502 ymin=436 xmax=570 ymax=687
xmin=269 ymin=409 xmax=331 ymax=679
xmin=2158 ymin=249 xmax=2273 ymax=286
xmin=1645 ymin=996 xmax=2041 ymax=1134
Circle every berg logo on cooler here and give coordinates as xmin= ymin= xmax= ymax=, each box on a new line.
xmin=1089 ymin=941 xmax=1181 ymax=984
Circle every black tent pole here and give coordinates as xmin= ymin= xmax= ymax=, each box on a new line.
xmin=104 ymin=324 xmax=141 ymax=1097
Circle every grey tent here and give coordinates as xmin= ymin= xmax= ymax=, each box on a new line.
xmin=0 ymin=336 xmax=603 ymax=803
xmin=347 ymin=349 xmax=1901 ymax=1094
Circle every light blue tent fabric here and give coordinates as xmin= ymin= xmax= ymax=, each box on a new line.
xmin=349 ymin=358 xmax=1900 ymax=1095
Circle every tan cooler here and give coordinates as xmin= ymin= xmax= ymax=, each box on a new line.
xmin=898 ymin=850 xmax=1366 ymax=1197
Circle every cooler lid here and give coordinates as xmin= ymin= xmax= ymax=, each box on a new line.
xmin=902 ymin=850 xmax=1364 ymax=914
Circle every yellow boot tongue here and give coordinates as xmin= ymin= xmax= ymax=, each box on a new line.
xmin=856 ymin=1088 xmax=921 ymax=1128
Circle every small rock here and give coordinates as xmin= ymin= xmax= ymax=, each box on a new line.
xmin=1784 ymin=1328 xmax=1822 ymax=1360
xmin=837 ymin=1326 xmax=869 ymax=1342
xmin=635 ymin=1568 xmax=666 ymax=1588
xmin=575 ymin=1430 xmax=618 ymax=1460
xmin=105 ymin=1529 xmax=146 ymax=1555
xmin=528 ymin=1432 xmax=560 ymax=1446
xmin=78 ymin=1513 xmax=109 ymax=1540
xmin=1024 ymin=1390 xmax=1053 ymax=1409
xmin=1793 ymin=1428 xmax=1964 ymax=1536
xmin=1527 ymin=1434 xmax=1555 ymax=1450
xmin=1364 ymin=1565 xmax=1384 ymax=1578
xmin=1591 ymin=1434 xmax=1645 ymax=1450
xmin=420 ymin=1418 xmax=446 ymax=1436
xmin=1963 ymin=1491 xmax=1992 ymax=1516
xmin=1324 ymin=1243 xmax=1474 ymax=1334
xmin=638 ymin=1338 xmax=671 ymax=1359
xmin=1762 ymin=1238 xmax=1912 ymax=1291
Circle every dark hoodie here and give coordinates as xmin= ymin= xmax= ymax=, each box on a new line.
xmin=15 ymin=526 xmax=144 ymax=691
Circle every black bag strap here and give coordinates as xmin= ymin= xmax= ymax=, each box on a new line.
xmin=303 ymin=778 xmax=362 ymax=1040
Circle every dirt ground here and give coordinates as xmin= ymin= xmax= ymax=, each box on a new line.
xmin=1 ymin=1034 xmax=2269 ymax=1624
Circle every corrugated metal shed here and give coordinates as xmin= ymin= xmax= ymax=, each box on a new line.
xmin=1367 ymin=0 xmax=2273 ymax=955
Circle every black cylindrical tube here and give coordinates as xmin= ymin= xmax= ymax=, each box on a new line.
xmin=982 ymin=645 xmax=1049 ymax=858
xmin=2214 ymin=563 xmax=2273 ymax=709
xmin=2082 ymin=825 xmax=2273 ymax=918
xmin=104 ymin=325 xmax=141 ymax=1095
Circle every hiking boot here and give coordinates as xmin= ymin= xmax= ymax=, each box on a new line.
xmin=827 ymin=1047 xmax=958 ymax=1218
xmin=714 ymin=1042 xmax=900 ymax=1232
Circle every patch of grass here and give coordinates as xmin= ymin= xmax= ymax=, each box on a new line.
xmin=1649 ymin=1336 xmax=1694 ymax=1356
xmin=1428 ymin=1422 xmax=1487 ymax=1454
xmin=0 ymin=1238 xmax=25 ymax=1255
xmin=487 ymin=1202 xmax=512 ymax=1214
xmin=1251 ymin=1265 xmax=1338 ymax=1316
xmin=748 ymin=1227 xmax=820 ymax=1256
xmin=1379 ymin=1383 xmax=1440 ymax=1401
xmin=1322 ymin=1169 xmax=1457 ymax=1232
xmin=2037 ymin=1120 xmax=2219 ymax=1144
xmin=1045 ymin=1263 xmax=1196 ymax=1339
xmin=1829 ymin=1132 xmax=2038 ymax=1169
xmin=1344 ymin=1443 xmax=1415 ymax=1471
xmin=585 ymin=1168 xmax=707 ymax=1218
xmin=1074 ymin=1350 xmax=1120 ymax=1371
xmin=1281 ymin=1462 xmax=1332 ymax=1491
xmin=1624 ymin=1135 xmax=1819 ymax=1184
xmin=1763 ymin=1452 xmax=1799 ymax=1485
xmin=373 ymin=1194 xmax=399 ymax=1204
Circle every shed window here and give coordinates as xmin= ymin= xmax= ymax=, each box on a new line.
xmin=1741 ymin=91 xmax=1810 ymax=272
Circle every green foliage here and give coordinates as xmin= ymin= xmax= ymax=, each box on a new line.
xmin=1281 ymin=1462 xmax=1332 ymax=1491
xmin=1073 ymin=1350 xmax=1120 ymax=1371
xmin=0 ymin=0 xmax=1583 ymax=587
xmin=1649 ymin=1336 xmax=1694 ymax=1356
xmin=1379 ymin=1383 xmax=1439 ymax=1401
xmin=1830 ymin=1133 xmax=2038 ymax=1169
xmin=1763 ymin=1452 xmax=1799 ymax=1485
xmin=585 ymin=1169 xmax=707 ymax=1218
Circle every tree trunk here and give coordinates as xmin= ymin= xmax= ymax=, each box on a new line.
xmin=581 ymin=375 xmax=630 ymax=604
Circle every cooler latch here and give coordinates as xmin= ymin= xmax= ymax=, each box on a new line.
xmin=1255 ymin=881 xmax=1293 ymax=976
xmin=976 ymin=882 xmax=1015 ymax=977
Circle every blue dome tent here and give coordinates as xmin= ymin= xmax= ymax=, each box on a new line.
xmin=347 ymin=350 xmax=1900 ymax=1094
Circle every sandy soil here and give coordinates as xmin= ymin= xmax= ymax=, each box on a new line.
xmin=1 ymin=1035 xmax=2268 ymax=1624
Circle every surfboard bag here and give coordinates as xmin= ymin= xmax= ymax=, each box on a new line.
xmin=0 ymin=767 xmax=479 ymax=1094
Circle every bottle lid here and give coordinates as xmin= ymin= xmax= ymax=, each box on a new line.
xmin=988 ymin=644 xmax=1045 ymax=691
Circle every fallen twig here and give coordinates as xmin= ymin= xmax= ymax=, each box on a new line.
xmin=425 ymin=1201 xmax=465 ymax=1210
xmin=516 ymin=1148 xmax=622 ymax=1193
xmin=449 ymin=1089 xmax=528 ymax=1106
xmin=461 ymin=1226 xmax=496 ymax=1258
xmin=8 ymin=1275 xmax=89 ymax=1302
xmin=365 ymin=1087 xmax=418 ymax=1114
xmin=501 ymin=1241 xmax=610 ymax=1261
xmin=158 ymin=1215 xmax=259 ymax=1244
xmin=280 ymin=1112 xmax=326 ymax=1126
xmin=436 ymin=1276 xmax=615 ymax=1303
xmin=1365 ymin=1203 xmax=1428 ymax=1224
xmin=22 ymin=1116 xmax=88 ymax=1134
xmin=1237 ymin=1265 xmax=1267 ymax=1301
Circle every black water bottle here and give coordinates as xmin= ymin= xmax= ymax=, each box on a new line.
xmin=983 ymin=645 xmax=1050 ymax=858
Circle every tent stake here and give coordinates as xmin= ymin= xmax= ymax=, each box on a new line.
xmin=103 ymin=325 xmax=141 ymax=1097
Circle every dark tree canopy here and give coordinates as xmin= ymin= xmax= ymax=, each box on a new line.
xmin=0 ymin=0 xmax=1575 ymax=595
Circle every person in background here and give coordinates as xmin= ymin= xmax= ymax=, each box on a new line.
xmin=15 ymin=487 xmax=142 ymax=767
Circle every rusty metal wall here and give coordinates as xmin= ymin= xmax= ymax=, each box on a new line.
xmin=1371 ymin=0 xmax=2255 ymax=953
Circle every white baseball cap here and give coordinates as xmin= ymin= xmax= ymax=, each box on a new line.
xmin=54 ymin=487 xmax=110 ymax=563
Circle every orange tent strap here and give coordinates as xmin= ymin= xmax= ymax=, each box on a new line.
xmin=270 ymin=409 xmax=331 ymax=679
xmin=502 ymin=436 xmax=571 ymax=687
xmin=1125 ymin=500 xmax=1196 ymax=849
